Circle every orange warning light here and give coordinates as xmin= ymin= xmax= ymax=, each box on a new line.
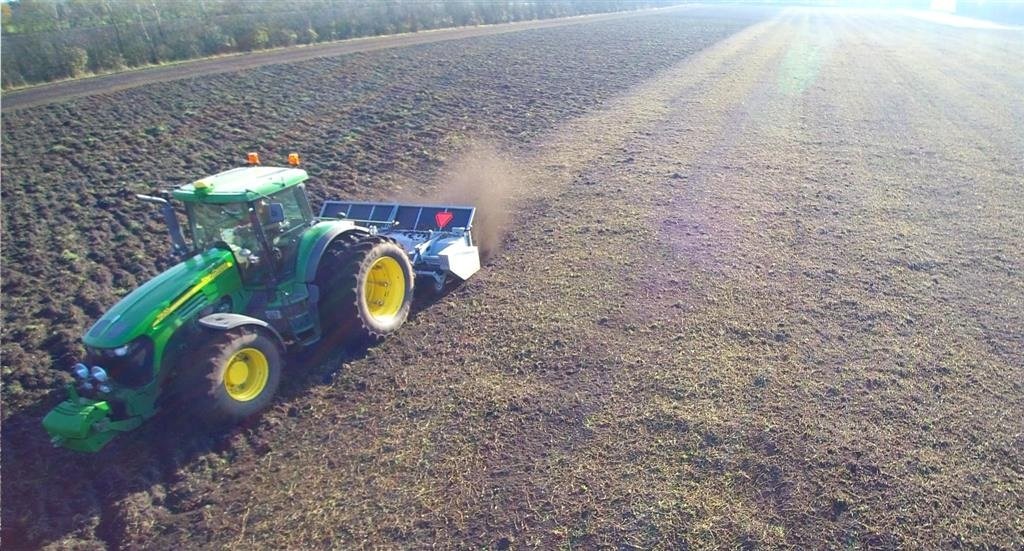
xmin=247 ymin=152 xmax=260 ymax=165
xmin=288 ymin=153 xmax=300 ymax=166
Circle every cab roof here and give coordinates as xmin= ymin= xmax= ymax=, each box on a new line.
xmin=172 ymin=166 xmax=308 ymax=203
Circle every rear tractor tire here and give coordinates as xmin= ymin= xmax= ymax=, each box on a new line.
xmin=315 ymin=234 xmax=415 ymax=343
xmin=186 ymin=328 xmax=283 ymax=428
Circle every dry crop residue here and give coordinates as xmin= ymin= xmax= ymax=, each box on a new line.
xmin=0 ymin=6 xmax=768 ymax=549
xmin=2 ymin=5 xmax=1022 ymax=550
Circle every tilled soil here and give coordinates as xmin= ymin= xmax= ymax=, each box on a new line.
xmin=0 ymin=6 xmax=759 ymax=412
xmin=3 ymin=6 xmax=1023 ymax=549
xmin=0 ymin=6 xmax=705 ymax=112
xmin=0 ymin=6 xmax=765 ymax=549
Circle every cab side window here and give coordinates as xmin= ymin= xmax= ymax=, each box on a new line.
xmin=265 ymin=188 xmax=309 ymax=231
xmin=263 ymin=187 xmax=311 ymax=277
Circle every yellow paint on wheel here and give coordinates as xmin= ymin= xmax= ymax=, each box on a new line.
xmin=364 ymin=256 xmax=405 ymax=322
xmin=223 ymin=347 xmax=269 ymax=402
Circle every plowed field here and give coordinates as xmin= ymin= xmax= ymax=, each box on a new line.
xmin=2 ymin=5 xmax=1022 ymax=549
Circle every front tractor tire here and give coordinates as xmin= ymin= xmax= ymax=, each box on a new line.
xmin=188 ymin=328 xmax=283 ymax=428
xmin=315 ymin=234 xmax=415 ymax=343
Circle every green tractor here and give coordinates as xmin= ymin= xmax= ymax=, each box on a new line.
xmin=43 ymin=155 xmax=481 ymax=452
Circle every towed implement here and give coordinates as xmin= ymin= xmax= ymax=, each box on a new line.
xmin=43 ymin=154 xmax=480 ymax=452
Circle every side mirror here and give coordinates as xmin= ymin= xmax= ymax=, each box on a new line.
xmin=268 ymin=203 xmax=285 ymax=224
xmin=136 ymin=193 xmax=188 ymax=258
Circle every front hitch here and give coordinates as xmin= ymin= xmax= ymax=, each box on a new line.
xmin=42 ymin=385 xmax=142 ymax=452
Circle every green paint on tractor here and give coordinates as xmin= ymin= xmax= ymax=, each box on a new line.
xmin=173 ymin=166 xmax=309 ymax=203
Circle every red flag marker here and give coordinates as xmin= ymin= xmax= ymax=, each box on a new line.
xmin=435 ymin=211 xmax=454 ymax=229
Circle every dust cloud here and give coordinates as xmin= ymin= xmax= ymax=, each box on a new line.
xmin=431 ymin=143 xmax=519 ymax=261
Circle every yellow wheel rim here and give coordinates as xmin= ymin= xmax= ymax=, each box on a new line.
xmin=364 ymin=256 xmax=406 ymax=322
xmin=223 ymin=347 xmax=270 ymax=402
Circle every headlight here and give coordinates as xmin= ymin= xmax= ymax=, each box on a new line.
xmin=90 ymin=366 xmax=108 ymax=382
xmin=72 ymin=363 xmax=89 ymax=379
xmin=113 ymin=345 xmax=130 ymax=357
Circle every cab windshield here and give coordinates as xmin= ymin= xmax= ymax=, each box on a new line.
xmin=186 ymin=202 xmax=258 ymax=252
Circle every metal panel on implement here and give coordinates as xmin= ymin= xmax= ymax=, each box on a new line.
xmin=320 ymin=201 xmax=475 ymax=232
xmin=319 ymin=200 xmax=481 ymax=283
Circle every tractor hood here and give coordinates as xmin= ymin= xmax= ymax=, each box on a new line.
xmin=83 ymin=248 xmax=235 ymax=348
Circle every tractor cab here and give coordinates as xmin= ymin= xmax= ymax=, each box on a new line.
xmin=172 ymin=166 xmax=315 ymax=285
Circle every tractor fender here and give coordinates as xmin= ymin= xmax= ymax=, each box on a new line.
xmin=300 ymin=226 xmax=368 ymax=283
xmin=197 ymin=313 xmax=286 ymax=350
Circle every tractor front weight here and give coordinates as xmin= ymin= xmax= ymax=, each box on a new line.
xmin=42 ymin=385 xmax=144 ymax=452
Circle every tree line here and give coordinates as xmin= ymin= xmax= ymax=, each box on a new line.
xmin=0 ymin=0 xmax=671 ymax=89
